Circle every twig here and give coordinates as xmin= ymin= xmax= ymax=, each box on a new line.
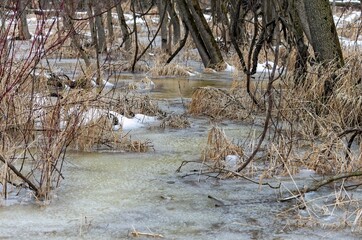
xmin=0 ymin=154 xmax=39 ymax=196
xmin=280 ymin=171 xmax=362 ymax=201
xmin=130 ymin=226 xmax=164 ymax=238
xmin=208 ymin=195 xmax=227 ymax=207
xmin=176 ymin=160 xmax=280 ymax=189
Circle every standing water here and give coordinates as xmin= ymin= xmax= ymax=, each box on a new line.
xmin=0 ymin=72 xmax=360 ymax=239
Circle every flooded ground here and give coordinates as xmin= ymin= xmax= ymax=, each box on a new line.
xmin=0 ymin=70 xmax=361 ymax=239
xmin=1 ymin=6 xmax=361 ymax=239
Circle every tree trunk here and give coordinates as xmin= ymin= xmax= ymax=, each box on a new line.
xmin=168 ymin=1 xmax=180 ymax=45
xmin=17 ymin=0 xmax=31 ymax=40
xmin=114 ymin=0 xmax=131 ymax=50
xmin=94 ymin=3 xmax=107 ymax=53
xmin=86 ymin=0 xmax=97 ymax=46
xmin=176 ymin=0 xmax=224 ymax=69
xmin=300 ymin=0 xmax=344 ymax=66
xmin=63 ymin=4 xmax=91 ymax=68
xmin=157 ymin=0 xmax=170 ymax=53
xmin=106 ymin=7 xmax=114 ymax=42
xmin=288 ymin=0 xmax=308 ymax=85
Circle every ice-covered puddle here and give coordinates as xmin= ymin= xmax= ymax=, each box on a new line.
xmin=1 ymin=114 xmax=362 ymax=239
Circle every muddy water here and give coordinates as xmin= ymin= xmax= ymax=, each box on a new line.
xmin=0 ymin=72 xmax=360 ymax=239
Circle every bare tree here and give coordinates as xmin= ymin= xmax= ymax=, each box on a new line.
xmin=114 ymin=0 xmax=131 ymax=50
xmin=296 ymin=0 xmax=344 ymax=67
xmin=17 ymin=0 xmax=31 ymax=40
xmin=94 ymin=2 xmax=107 ymax=53
xmin=176 ymin=0 xmax=224 ymax=69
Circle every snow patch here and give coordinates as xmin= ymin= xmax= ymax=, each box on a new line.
xmin=225 ymin=155 xmax=241 ymax=170
xmin=91 ymin=79 xmax=115 ymax=88
xmin=224 ymin=62 xmax=236 ymax=72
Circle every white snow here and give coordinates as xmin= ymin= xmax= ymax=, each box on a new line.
xmin=91 ymin=79 xmax=115 ymax=88
xmin=123 ymin=13 xmax=146 ymax=25
xmin=334 ymin=11 xmax=361 ymax=27
xmin=203 ymin=14 xmax=212 ymax=22
xmin=256 ymin=61 xmax=282 ymax=74
xmin=108 ymin=111 xmax=158 ymax=130
xmin=224 ymin=155 xmax=241 ymax=170
xmin=329 ymin=0 xmax=361 ymax=3
xmin=223 ymin=62 xmax=236 ymax=72
xmin=339 ymin=37 xmax=362 ymax=48
xmin=65 ymin=107 xmax=158 ymax=131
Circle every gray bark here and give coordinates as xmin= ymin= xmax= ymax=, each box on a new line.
xmin=176 ymin=0 xmax=224 ymax=69
xmin=94 ymin=3 xmax=107 ymax=53
xmin=157 ymin=0 xmax=170 ymax=53
xmin=168 ymin=1 xmax=180 ymax=45
xmin=106 ymin=8 xmax=114 ymax=41
xmin=86 ymin=0 xmax=97 ymax=46
xmin=114 ymin=0 xmax=131 ymax=50
xmin=63 ymin=4 xmax=91 ymax=68
xmin=288 ymin=0 xmax=308 ymax=84
xmin=300 ymin=0 xmax=344 ymax=66
xmin=17 ymin=0 xmax=31 ymax=40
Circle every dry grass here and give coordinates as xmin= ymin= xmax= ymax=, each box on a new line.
xmin=0 ymin=63 xmax=160 ymax=200
xmin=188 ymin=87 xmax=252 ymax=120
xmin=148 ymin=63 xmax=195 ymax=77
xmin=201 ymin=126 xmax=243 ymax=169
xmin=160 ymin=113 xmax=190 ymax=129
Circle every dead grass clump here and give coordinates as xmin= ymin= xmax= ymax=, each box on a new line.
xmin=112 ymin=61 xmax=150 ymax=73
xmin=160 ymin=113 xmax=190 ymax=129
xmin=72 ymin=115 xmax=118 ymax=151
xmin=110 ymin=93 xmax=160 ymax=117
xmin=189 ymin=87 xmax=248 ymax=120
xmin=279 ymin=54 xmax=362 ymax=174
xmin=305 ymin=132 xmax=362 ymax=175
xmin=128 ymin=77 xmax=155 ymax=91
xmin=328 ymin=56 xmax=362 ymax=127
xmin=262 ymin=141 xmax=302 ymax=177
xmin=125 ymin=140 xmax=153 ymax=153
xmin=201 ymin=126 xmax=243 ymax=169
xmin=148 ymin=63 xmax=194 ymax=77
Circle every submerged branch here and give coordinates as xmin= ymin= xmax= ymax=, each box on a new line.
xmin=176 ymin=160 xmax=280 ymax=189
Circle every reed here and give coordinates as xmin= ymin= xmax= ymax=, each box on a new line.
xmin=201 ymin=126 xmax=243 ymax=169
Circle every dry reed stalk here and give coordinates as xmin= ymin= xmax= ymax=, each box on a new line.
xmin=262 ymin=141 xmax=301 ymax=177
xmin=160 ymin=113 xmax=190 ymax=129
xmin=189 ymin=87 xmax=249 ymax=120
xmin=125 ymin=140 xmax=153 ymax=153
xmin=201 ymin=126 xmax=243 ymax=169
xmin=274 ymin=52 xmax=362 ymax=174
xmin=130 ymin=227 xmax=164 ymax=238
xmin=148 ymin=63 xmax=194 ymax=77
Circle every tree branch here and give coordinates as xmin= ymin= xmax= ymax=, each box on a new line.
xmin=0 ymin=154 xmax=39 ymax=196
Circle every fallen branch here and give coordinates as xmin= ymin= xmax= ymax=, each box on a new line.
xmin=280 ymin=170 xmax=362 ymax=201
xmin=130 ymin=227 xmax=164 ymax=238
xmin=176 ymin=160 xmax=281 ymax=189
